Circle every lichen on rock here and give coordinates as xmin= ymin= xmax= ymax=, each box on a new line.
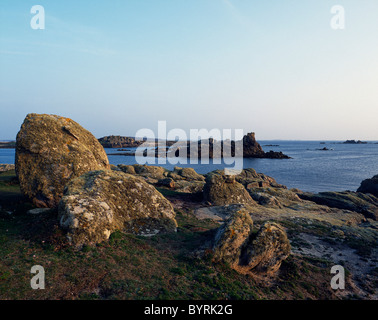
xmin=58 ymin=170 xmax=177 ymax=248
xmin=210 ymin=207 xmax=291 ymax=276
xmin=203 ymin=170 xmax=257 ymax=206
xmin=239 ymin=222 xmax=291 ymax=275
xmin=212 ymin=208 xmax=254 ymax=265
xmin=15 ymin=113 xmax=110 ymax=208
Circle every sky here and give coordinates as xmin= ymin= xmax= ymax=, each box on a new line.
xmin=1 ymin=0 xmax=378 ymax=140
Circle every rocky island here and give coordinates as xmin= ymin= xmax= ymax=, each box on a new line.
xmin=0 ymin=113 xmax=377 ymax=300
xmin=342 ymin=140 xmax=368 ymax=144
xmin=102 ymin=132 xmax=291 ymax=160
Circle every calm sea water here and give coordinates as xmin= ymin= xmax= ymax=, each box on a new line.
xmin=1 ymin=141 xmax=377 ymax=193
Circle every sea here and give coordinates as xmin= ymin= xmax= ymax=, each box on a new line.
xmin=1 ymin=140 xmax=377 ymax=193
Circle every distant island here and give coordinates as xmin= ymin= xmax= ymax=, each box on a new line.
xmin=342 ymin=140 xmax=368 ymax=144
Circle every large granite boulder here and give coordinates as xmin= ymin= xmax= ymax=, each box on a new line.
xmin=210 ymin=210 xmax=290 ymax=275
xmin=240 ymin=222 xmax=291 ymax=275
xmin=358 ymin=175 xmax=378 ymax=198
xmin=58 ymin=170 xmax=177 ymax=248
xmin=203 ymin=170 xmax=257 ymax=207
xmin=212 ymin=208 xmax=254 ymax=265
xmin=15 ymin=114 xmax=110 ymax=208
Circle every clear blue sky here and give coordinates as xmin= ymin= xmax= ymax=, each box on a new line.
xmin=1 ymin=0 xmax=378 ymax=140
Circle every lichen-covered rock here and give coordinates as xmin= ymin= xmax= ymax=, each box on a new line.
xmin=240 ymin=222 xmax=291 ymax=275
xmin=250 ymin=192 xmax=282 ymax=208
xmin=117 ymin=164 xmax=136 ymax=175
xmin=168 ymin=167 xmax=205 ymax=182
xmin=358 ymin=175 xmax=378 ymax=198
xmin=212 ymin=208 xmax=254 ymax=265
xmin=15 ymin=114 xmax=110 ymax=208
xmin=203 ymin=170 xmax=257 ymax=206
xmin=131 ymin=164 xmax=167 ymax=180
xmin=58 ymin=170 xmax=177 ymax=248
xmin=117 ymin=165 xmax=205 ymax=194
xmin=235 ymin=168 xmax=286 ymax=189
xmin=298 ymin=191 xmax=378 ymax=221
xmin=248 ymin=187 xmax=301 ymax=207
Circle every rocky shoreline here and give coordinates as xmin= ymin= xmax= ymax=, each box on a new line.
xmin=0 ymin=113 xmax=377 ymax=300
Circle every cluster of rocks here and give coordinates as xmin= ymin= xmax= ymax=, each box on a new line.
xmin=115 ymin=164 xmax=206 ymax=194
xmin=10 ymin=113 xmax=294 ymax=277
xmin=15 ymin=114 xmax=178 ymax=248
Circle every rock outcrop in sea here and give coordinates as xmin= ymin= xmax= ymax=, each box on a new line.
xmin=98 ymin=135 xmax=142 ymax=148
xmin=102 ymin=132 xmax=291 ymax=159
xmin=15 ymin=114 xmax=110 ymax=208
xmin=357 ymin=175 xmax=378 ymax=198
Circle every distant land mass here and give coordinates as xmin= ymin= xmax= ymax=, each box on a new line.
xmin=0 ymin=141 xmax=16 ymax=148
xmin=342 ymin=140 xmax=368 ymax=144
